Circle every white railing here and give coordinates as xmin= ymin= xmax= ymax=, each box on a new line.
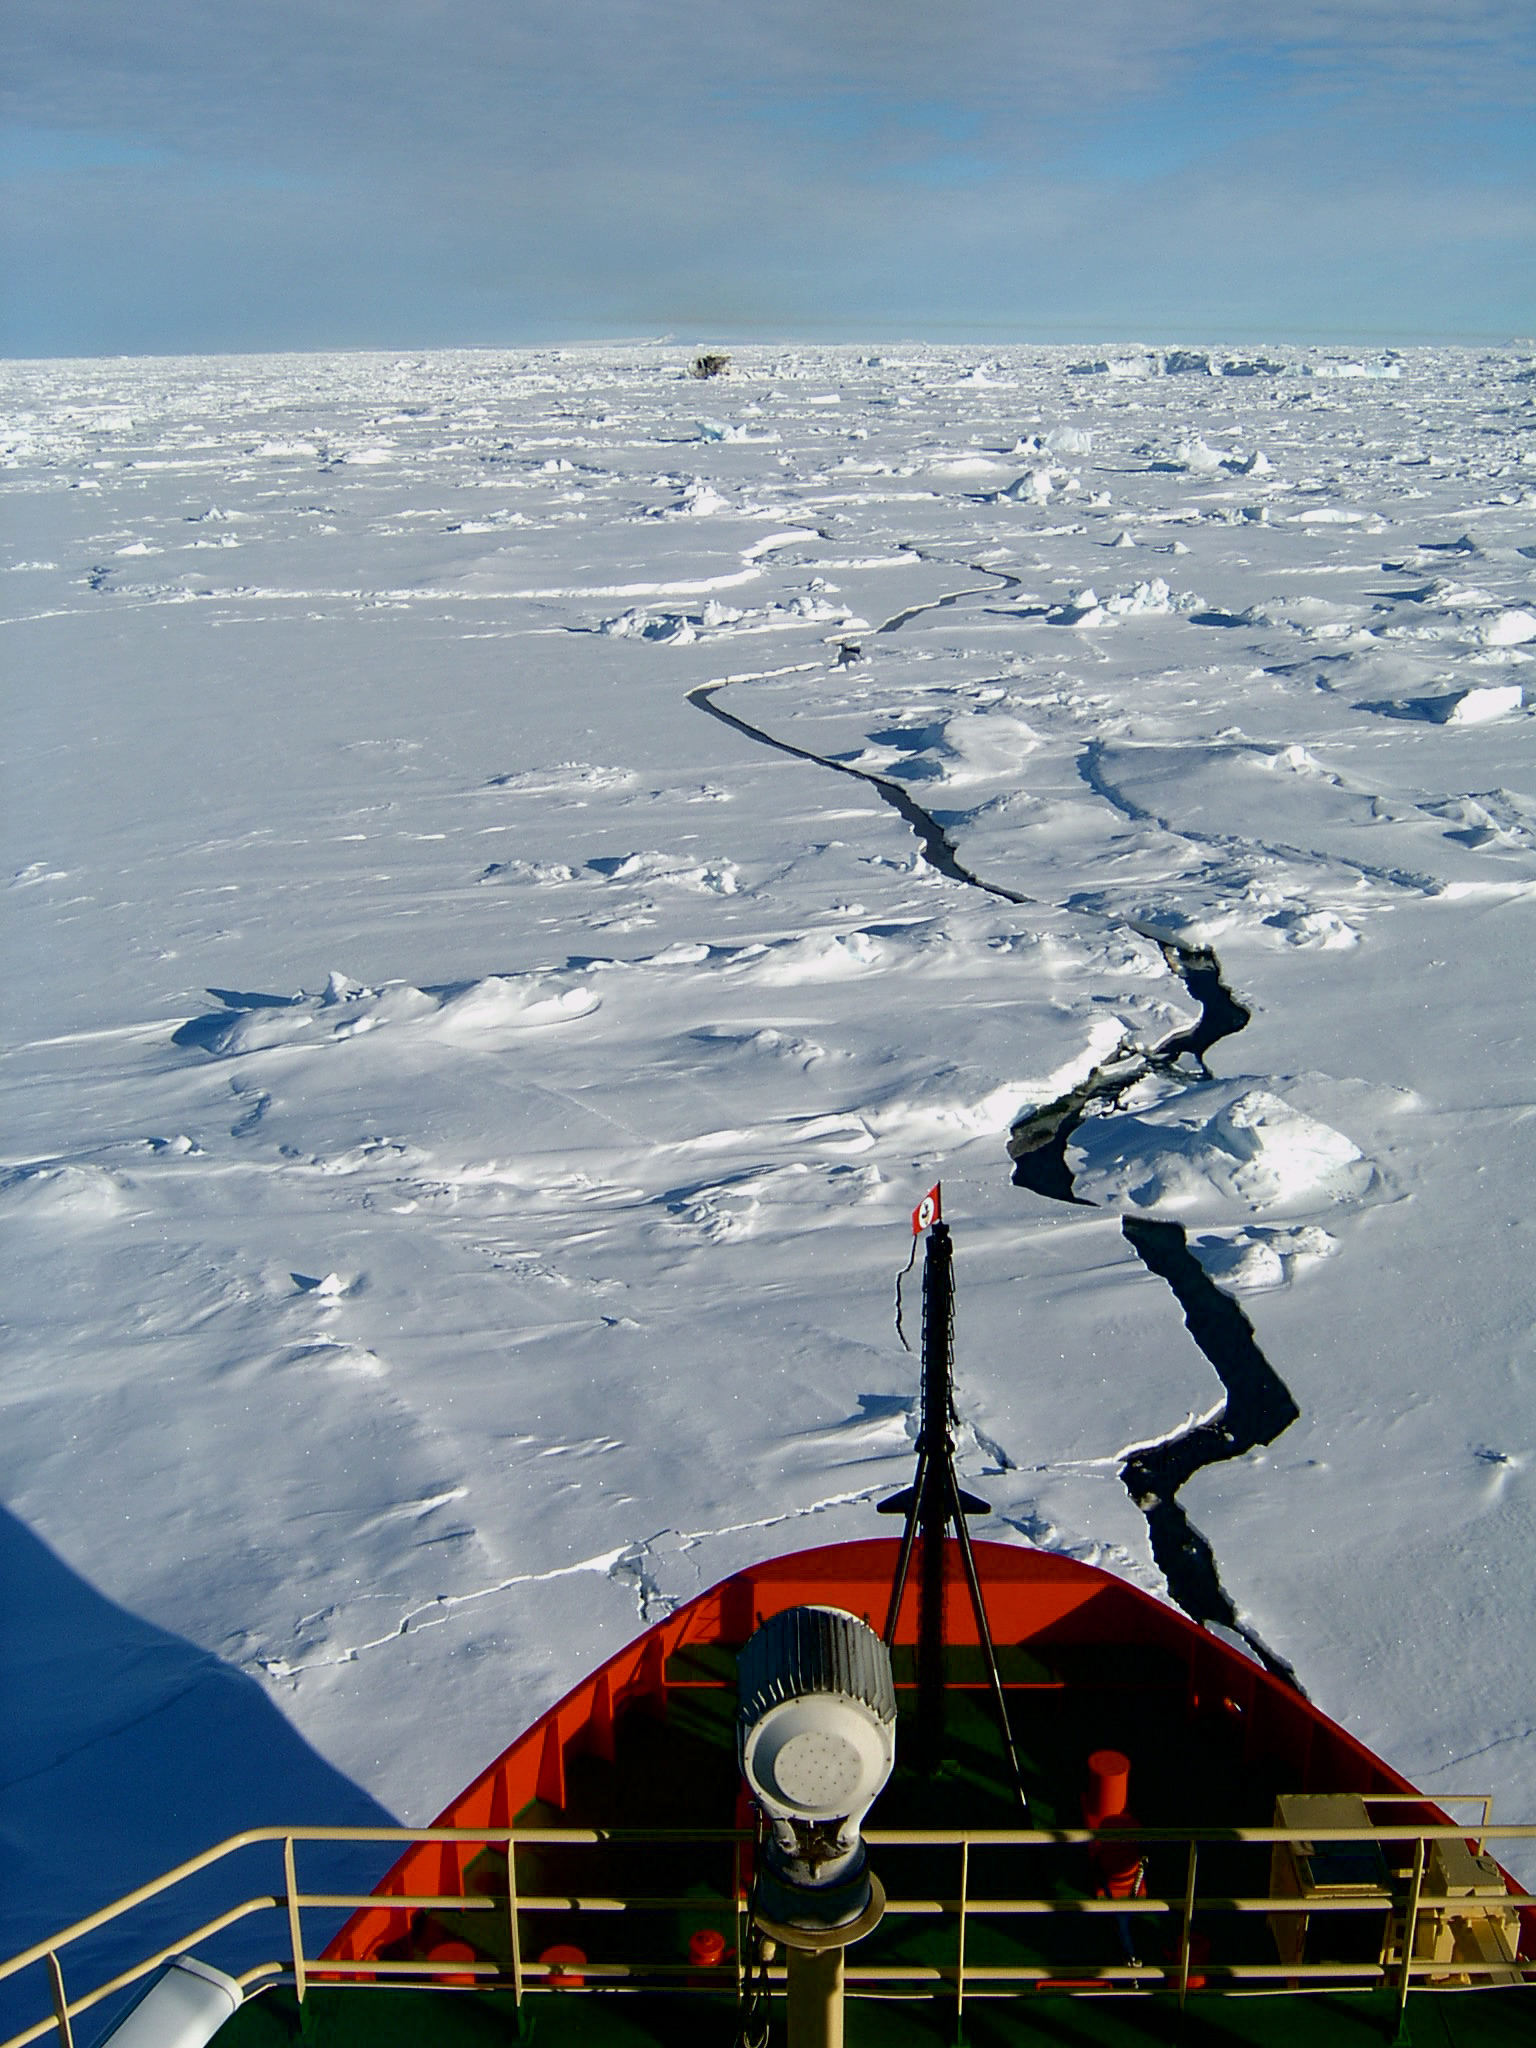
xmin=3 ymin=1806 xmax=1533 ymax=2048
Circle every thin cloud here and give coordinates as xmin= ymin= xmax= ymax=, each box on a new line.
xmin=2 ymin=1 xmax=1532 ymax=351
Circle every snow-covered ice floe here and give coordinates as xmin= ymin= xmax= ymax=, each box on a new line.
xmin=2 ymin=342 xmax=1534 ymax=1971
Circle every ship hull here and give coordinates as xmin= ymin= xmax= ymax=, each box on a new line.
xmin=324 ymin=1538 xmax=1534 ymax=1989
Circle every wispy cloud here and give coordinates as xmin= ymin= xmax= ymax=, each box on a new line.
xmin=3 ymin=2 xmax=1532 ymax=351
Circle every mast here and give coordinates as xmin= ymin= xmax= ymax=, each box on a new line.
xmin=916 ymin=1222 xmax=959 ymax=1768
xmin=881 ymin=1203 xmax=1029 ymax=1809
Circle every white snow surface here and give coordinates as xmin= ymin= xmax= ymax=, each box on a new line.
xmin=3 ymin=342 xmax=1535 ymax=1955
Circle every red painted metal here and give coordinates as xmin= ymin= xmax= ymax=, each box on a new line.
xmin=321 ymin=1537 xmax=1484 ymax=1968
xmin=538 ymin=1945 xmax=587 ymax=1990
xmin=1084 ymin=1749 xmax=1132 ymax=1825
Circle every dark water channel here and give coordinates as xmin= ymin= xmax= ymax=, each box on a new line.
xmin=1119 ymin=1217 xmax=1303 ymax=1683
xmin=689 ymin=591 xmax=1306 ymax=1686
xmin=687 ymin=680 xmax=1034 ymax=907
xmin=1004 ymin=945 xmax=1301 ymax=1679
xmin=1009 ymin=938 xmax=1251 ymax=1203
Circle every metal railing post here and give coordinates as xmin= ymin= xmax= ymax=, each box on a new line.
xmin=282 ymin=1837 xmax=306 ymax=2005
xmin=1178 ymin=1839 xmax=1198 ymax=2010
xmin=955 ymin=1837 xmax=970 ymax=2040
xmin=505 ymin=1833 xmax=523 ymax=2008
xmin=1395 ymin=1833 xmax=1426 ymax=2037
xmin=43 ymin=1955 xmax=71 ymax=2048
xmin=733 ymin=1841 xmax=745 ymax=2009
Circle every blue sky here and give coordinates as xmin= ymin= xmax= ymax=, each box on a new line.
xmin=2 ymin=0 xmax=1532 ymax=356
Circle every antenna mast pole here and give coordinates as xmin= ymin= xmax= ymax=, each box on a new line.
xmin=916 ymin=1223 xmax=955 ymax=1769
xmin=882 ymin=1214 xmax=1029 ymax=1810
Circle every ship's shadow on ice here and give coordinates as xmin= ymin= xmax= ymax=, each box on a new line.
xmin=0 ymin=1509 xmax=392 ymax=2036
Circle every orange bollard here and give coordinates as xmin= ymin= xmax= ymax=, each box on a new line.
xmin=689 ymin=1928 xmax=728 ymax=1967
xmin=426 ymin=1938 xmax=478 ymax=1987
xmin=1084 ymin=1748 xmax=1131 ymax=1825
xmin=538 ymin=1943 xmax=587 ymax=1990
xmin=1164 ymin=1929 xmax=1210 ymax=1991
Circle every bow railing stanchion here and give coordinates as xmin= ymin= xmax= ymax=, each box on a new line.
xmin=955 ymin=1837 xmax=970 ymax=2037
xmin=1396 ymin=1834 xmax=1426 ymax=2039
xmin=506 ymin=1829 xmax=523 ymax=2008
xmin=1178 ymin=1840 xmax=1198 ymax=2010
xmin=43 ymin=1954 xmax=71 ymax=2048
xmin=282 ymin=1837 xmax=305 ymax=2007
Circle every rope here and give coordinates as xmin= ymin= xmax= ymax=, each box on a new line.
xmin=893 ymin=1235 xmax=917 ymax=1352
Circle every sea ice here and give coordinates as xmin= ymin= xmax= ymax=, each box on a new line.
xmin=2 ymin=341 xmax=1533 ymax=1983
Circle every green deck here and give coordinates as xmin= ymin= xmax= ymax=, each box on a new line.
xmin=224 ymin=1982 xmax=1534 ymax=2047
xmin=210 ymin=1640 xmax=1530 ymax=2046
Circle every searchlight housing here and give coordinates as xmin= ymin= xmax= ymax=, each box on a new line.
xmin=738 ymin=1605 xmax=896 ymax=1930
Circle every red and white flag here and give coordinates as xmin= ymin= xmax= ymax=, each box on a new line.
xmin=911 ymin=1183 xmax=942 ymax=1236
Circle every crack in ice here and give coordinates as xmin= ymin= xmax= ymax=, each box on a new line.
xmin=685 ymin=580 xmax=1308 ymax=1684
